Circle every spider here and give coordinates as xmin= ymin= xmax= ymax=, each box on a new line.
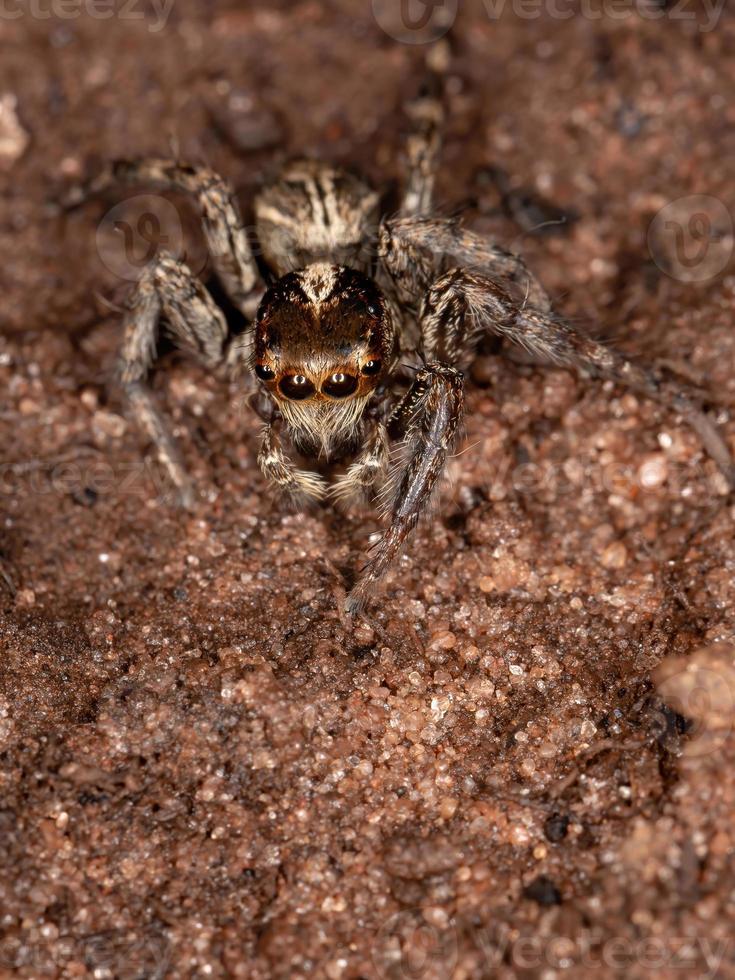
xmin=72 ymin=74 xmax=734 ymax=613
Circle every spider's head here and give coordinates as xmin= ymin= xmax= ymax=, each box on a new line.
xmin=252 ymin=263 xmax=395 ymax=455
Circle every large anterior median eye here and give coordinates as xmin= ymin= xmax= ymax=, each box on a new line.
xmin=279 ymin=375 xmax=315 ymax=400
xmin=322 ymin=373 xmax=358 ymax=398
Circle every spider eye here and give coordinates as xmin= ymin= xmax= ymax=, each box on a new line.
xmin=279 ymin=375 xmax=315 ymax=400
xmin=322 ymin=373 xmax=358 ymax=398
xmin=255 ymin=364 xmax=275 ymax=382
xmin=361 ymin=360 xmax=382 ymax=376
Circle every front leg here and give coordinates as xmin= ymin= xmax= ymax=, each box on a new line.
xmin=330 ymin=421 xmax=390 ymax=508
xmin=347 ymin=365 xmax=464 ymax=614
xmin=257 ymin=420 xmax=328 ymax=505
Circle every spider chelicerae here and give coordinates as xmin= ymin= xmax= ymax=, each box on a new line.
xmin=72 ymin=71 xmax=734 ymax=613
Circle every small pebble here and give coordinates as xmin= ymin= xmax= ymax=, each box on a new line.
xmin=429 ymin=630 xmax=456 ymax=651
xmin=544 ymin=813 xmax=570 ymax=842
xmin=0 ymin=94 xmax=29 ymax=168
xmin=439 ymin=797 xmax=458 ymax=819
xmin=510 ymin=824 xmax=531 ymax=846
xmin=353 ymin=623 xmax=375 ymax=645
xmin=638 ymin=453 xmax=668 ymax=489
xmin=15 ymin=588 xmax=35 ymax=607
xmin=18 ymin=397 xmax=39 ymax=416
xmin=600 ymin=541 xmax=627 ymax=569
xmin=523 ymin=875 xmax=562 ymax=906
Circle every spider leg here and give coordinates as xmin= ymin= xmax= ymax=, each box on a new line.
xmin=77 ymin=159 xmax=263 ymax=317
xmin=329 ymin=421 xmax=390 ymax=507
xmin=400 ymin=75 xmax=445 ymax=218
xmin=257 ymin=419 xmax=328 ymax=504
xmin=120 ymin=252 xmax=231 ymax=506
xmin=398 ymin=37 xmax=458 ymax=218
xmin=420 ymin=268 xmax=735 ymax=488
xmin=347 ymin=365 xmax=464 ymax=614
xmin=379 ymin=216 xmax=551 ymax=312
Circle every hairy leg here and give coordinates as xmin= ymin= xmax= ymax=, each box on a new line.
xmin=379 ymin=215 xmax=551 ymax=312
xmin=419 ymin=267 xmax=735 ymax=487
xmin=330 ymin=421 xmax=391 ymax=507
xmin=257 ymin=420 xmax=328 ymax=504
xmin=347 ymin=364 xmax=464 ymax=614
xmin=71 ymin=159 xmax=262 ymax=316
xmin=398 ymin=34 xmax=458 ymax=217
xmin=120 ymin=252 xmax=230 ymax=506
xmin=400 ymin=76 xmax=445 ymax=217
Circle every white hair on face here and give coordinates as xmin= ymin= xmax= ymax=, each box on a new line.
xmin=279 ymin=395 xmax=369 ymax=459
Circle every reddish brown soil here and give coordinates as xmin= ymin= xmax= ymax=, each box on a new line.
xmin=1 ymin=3 xmax=735 ymax=978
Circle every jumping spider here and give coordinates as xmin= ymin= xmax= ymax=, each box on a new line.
xmin=73 ymin=76 xmax=734 ymax=612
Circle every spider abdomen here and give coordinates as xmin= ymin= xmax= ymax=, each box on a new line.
xmin=254 ymin=160 xmax=380 ymax=276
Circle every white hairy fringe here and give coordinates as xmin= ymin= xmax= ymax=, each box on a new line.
xmin=279 ymin=395 xmax=370 ymax=459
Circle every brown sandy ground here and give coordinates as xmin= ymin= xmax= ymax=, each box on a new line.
xmin=1 ymin=2 xmax=735 ymax=977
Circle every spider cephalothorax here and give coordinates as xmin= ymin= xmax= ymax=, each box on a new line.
xmin=252 ymin=264 xmax=396 ymax=458
xmin=73 ymin=66 xmax=735 ymax=613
